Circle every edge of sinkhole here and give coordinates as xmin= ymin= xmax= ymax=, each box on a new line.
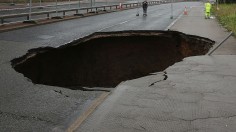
xmin=11 ymin=30 xmax=215 ymax=90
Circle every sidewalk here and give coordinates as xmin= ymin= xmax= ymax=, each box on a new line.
xmin=76 ymin=4 xmax=236 ymax=132
xmin=170 ymin=6 xmax=236 ymax=55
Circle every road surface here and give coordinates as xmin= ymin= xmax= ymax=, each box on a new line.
xmin=0 ymin=2 xmax=203 ymax=131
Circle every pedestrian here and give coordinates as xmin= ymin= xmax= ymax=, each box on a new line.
xmin=205 ymin=0 xmax=212 ymax=19
xmin=142 ymin=0 xmax=148 ymax=16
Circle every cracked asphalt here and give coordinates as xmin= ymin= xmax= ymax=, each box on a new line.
xmin=77 ymin=5 xmax=236 ymax=132
xmin=1 ymin=1 xmax=236 ymax=132
xmin=0 ymin=2 xmax=202 ymax=131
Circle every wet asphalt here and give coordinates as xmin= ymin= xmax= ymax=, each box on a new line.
xmin=77 ymin=4 xmax=236 ymax=132
xmin=0 ymin=2 xmax=203 ymax=131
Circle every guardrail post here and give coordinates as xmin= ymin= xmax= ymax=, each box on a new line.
xmin=47 ymin=13 xmax=50 ymax=19
xmin=27 ymin=15 xmax=29 ymax=20
xmin=63 ymin=11 xmax=66 ymax=17
xmin=1 ymin=19 xmax=4 ymax=24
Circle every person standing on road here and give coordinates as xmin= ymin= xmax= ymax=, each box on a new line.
xmin=142 ymin=0 xmax=148 ymax=16
xmin=205 ymin=0 xmax=212 ymax=19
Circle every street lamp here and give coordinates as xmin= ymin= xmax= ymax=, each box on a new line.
xmin=29 ymin=0 xmax=32 ymax=20
xmin=74 ymin=0 xmax=83 ymax=16
xmin=10 ymin=0 xmax=15 ymax=6
xmin=170 ymin=0 xmax=173 ymax=19
xmin=78 ymin=0 xmax=80 ymax=8
xmin=69 ymin=0 xmax=71 ymax=9
xmin=56 ymin=0 xmax=58 ymax=16
xmin=39 ymin=0 xmax=44 ymax=9
xmin=23 ymin=0 xmax=36 ymax=23
xmin=136 ymin=0 xmax=140 ymax=16
xmin=51 ymin=0 xmax=62 ymax=18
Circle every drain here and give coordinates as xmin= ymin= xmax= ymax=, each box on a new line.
xmin=11 ymin=30 xmax=214 ymax=89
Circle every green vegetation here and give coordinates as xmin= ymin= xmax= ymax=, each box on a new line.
xmin=213 ymin=4 xmax=236 ymax=34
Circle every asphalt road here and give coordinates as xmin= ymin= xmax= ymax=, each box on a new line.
xmin=0 ymin=2 xmax=202 ymax=131
xmin=0 ymin=2 xmax=200 ymax=47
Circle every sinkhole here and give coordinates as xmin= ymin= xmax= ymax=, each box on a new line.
xmin=11 ymin=31 xmax=214 ymax=90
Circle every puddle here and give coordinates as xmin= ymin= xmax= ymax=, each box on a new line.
xmin=11 ymin=30 xmax=214 ymax=89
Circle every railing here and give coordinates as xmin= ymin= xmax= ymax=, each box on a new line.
xmin=0 ymin=0 xmax=174 ymax=25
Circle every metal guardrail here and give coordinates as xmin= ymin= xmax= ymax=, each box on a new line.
xmin=0 ymin=0 xmax=170 ymax=25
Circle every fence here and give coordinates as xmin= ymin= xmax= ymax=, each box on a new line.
xmin=0 ymin=0 xmax=179 ymax=25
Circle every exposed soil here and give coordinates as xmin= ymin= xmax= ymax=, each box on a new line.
xmin=11 ymin=30 xmax=214 ymax=89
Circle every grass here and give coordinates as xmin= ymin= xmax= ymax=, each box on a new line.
xmin=213 ymin=4 xmax=236 ymax=35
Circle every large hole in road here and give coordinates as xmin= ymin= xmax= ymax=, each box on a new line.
xmin=11 ymin=31 xmax=214 ymax=90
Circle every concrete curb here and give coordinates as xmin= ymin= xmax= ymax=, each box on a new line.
xmin=66 ymin=92 xmax=110 ymax=132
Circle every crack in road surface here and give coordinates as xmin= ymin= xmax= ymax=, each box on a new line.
xmin=149 ymin=71 xmax=168 ymax=87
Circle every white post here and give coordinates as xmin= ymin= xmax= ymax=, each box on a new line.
xmin=77 ymin=0 xmax=80 ymax=14
xmin=29 ymin=0 xmax=32 ymax=20
xmin=69 ymin=0 xmax=71 ymax=9
xmin=136 ymin=0 xmax=139 ymax=16
xmin=56 ymin=0 xmax=58 ymax=16
xmin=40 ymin=0 xmax=42 ymax=6
xmin=170 ymin=0 xmax=173 ymax=19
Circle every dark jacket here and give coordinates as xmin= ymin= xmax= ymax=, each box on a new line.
xmin=142 ymin=1 xmax=148 ymax=9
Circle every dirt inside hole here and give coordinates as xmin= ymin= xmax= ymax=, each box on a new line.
xmin=11 ymin=30 xmax=214 ymax=89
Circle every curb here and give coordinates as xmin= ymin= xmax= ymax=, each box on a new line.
xmin=66 ymin=92 xmax=110 ymax=132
